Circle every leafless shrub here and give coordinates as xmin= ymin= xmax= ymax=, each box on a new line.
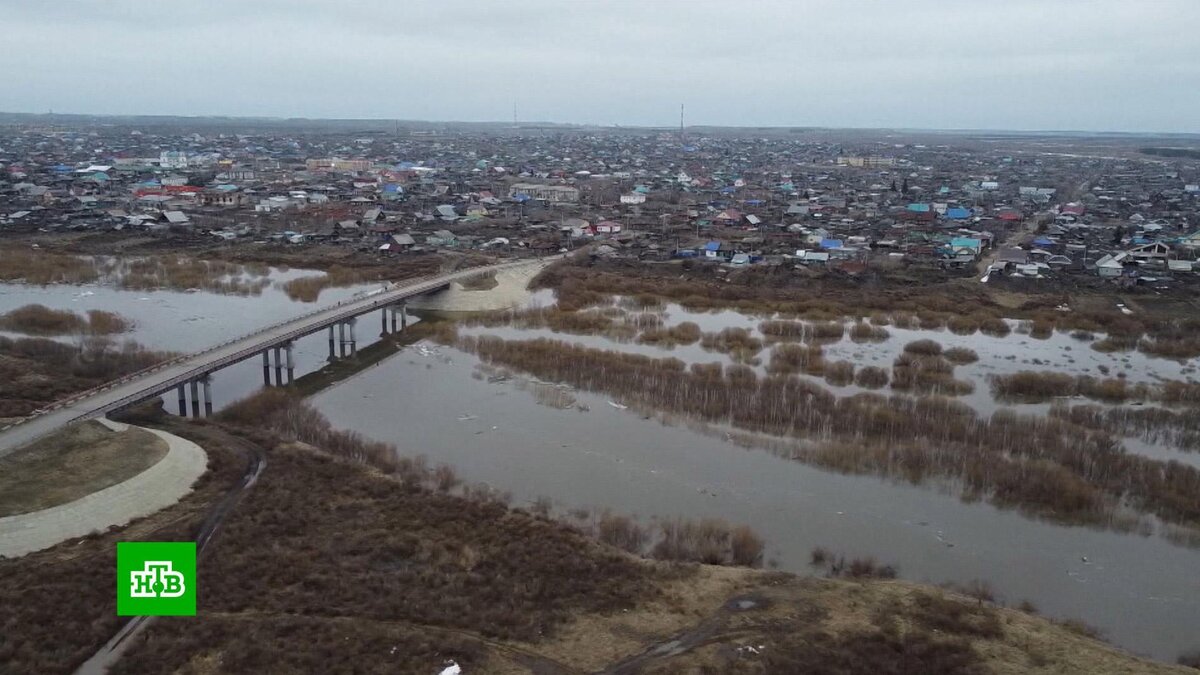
xmin=854 ymin=366 xmax=889 ymax=389
xmin=823 ymin=360 xmax=856 ymax=387
xmin=903 ymin=339 xmax=943 ymax=356
xmin=849 ymin=321 xmax=889 ymax=343
xmin=943 ymin=347 xmax=979 ymax=365
xmin=597 ymin=513 xmax=648 ymax=554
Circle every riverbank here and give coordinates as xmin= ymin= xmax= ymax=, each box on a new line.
xmin=85 ymin=419 xmax=1200 ymax=673
xmin=0 ymin=419 xmax=207 ymax=558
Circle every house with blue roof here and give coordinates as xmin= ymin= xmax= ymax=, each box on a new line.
xmin=950 ymin=237 xmax=982 ymax=255
xmin=703 ymin=240 xmax=732 ymax=261
xmin=945 ymin=207 xmax=971 ymax=220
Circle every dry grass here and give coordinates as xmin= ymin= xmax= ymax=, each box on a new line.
xmin=854 ymin=365 xmax=890 ymax=389
xmin=0 ymin=305 xmax=132 ymax=336
xmin=0 ymin=247 xmax=100 ymax=285
xmin=117 ymin=256 xmax=271 ymax=296
xmin=904 ymin=338 xmax=944 ymax=356
xmin=945 ymin=346 xmax=981 ymax=365
xmin=279 ymin=265 xmax=396 ymax=302
xmin=0 ymin=421 xmax=166 ymax=516
xmin=0 ymin=420 xmax=245 ymax=675
xmin=651 ymin=518 xmax=764 ymax=566
xmin=767 ymin=343 xmax=825 ymax=376
xmin=849 ymin=321 xmax=890 ymax=343
xmin=823 ymin=360 xmax=856 ymax=386
xmin=0 ymin=336 xmax=177 ymax=418
xmin=989 ymin=371 xmax=1200 ymax=406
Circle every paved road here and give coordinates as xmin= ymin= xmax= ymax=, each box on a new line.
xmin=0 ymin=259 xmax=538 ymax=456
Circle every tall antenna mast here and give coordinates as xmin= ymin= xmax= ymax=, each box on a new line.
xmin=679 ymin=103 xmax=685 ymax=141
xmin=513 ymin=101 xmax=518 ymax=127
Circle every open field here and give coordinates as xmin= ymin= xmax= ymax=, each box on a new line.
xmin=0 ymin=421 xmax=166 ymax=517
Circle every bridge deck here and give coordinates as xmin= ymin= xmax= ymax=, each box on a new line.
xmin=0 ymin=260 xmax=536 ymax=456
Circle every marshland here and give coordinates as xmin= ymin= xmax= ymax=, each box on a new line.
xmin=305 ymin=272 xmax=1200 ymax=661
xmin=5 ymin=246 xmax=1200 ymax=661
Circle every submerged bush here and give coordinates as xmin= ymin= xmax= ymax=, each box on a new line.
xmin=459 ymin=334 xmax=1200 ymax=537
xmin=848 ymin=321 xmax=889 ymax=343
xmin=0 ymin=305 xmax=132 ymax=336
xmin=943 ymin=347 xmax=979 ymax=365
xmin=903 ymin=339 xmax=943 ymax=356
xmin=854 ymin=366 xmax=889 ymax=389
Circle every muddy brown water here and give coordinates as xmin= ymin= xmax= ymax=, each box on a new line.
xmin=310 ymin=304 xmax=1200 ymax=662
xmin=5 ymin=275 xmax=1198 ymax=661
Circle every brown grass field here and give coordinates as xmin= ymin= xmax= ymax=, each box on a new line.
xmin=0 ymin=421 xmax=166 ymax=516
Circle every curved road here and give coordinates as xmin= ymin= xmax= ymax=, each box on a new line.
xmin=0 ymin=258 xmax=539 ymax=457
xmin=0 ymin=420 xmax=208 ymax=558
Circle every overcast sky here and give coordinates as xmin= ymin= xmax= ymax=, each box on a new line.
xmin=2 ymin=0 xmax=1197 ymax=132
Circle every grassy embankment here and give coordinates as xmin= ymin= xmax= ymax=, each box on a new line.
xmin=0 ymin=421 xmax=166 ymax=516
xmin=0 ymin=419 xmax=247 ymax=674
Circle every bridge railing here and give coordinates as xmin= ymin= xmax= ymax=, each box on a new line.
xmin=1 ymin=260 xmax=532 ymax=431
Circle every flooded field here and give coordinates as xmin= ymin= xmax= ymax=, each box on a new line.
xmin=0 ymin=266 xmax=391 ymax=411
xmin=312 ymin=300 xmax=1200 ymax=661
xmin=7 ymin=265 xmax=1199 ymax=660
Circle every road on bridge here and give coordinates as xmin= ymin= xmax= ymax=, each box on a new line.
xmin=0 ymin=258 xmax=541 ymax=457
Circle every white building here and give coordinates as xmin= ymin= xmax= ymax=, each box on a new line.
xmin=159 ymin=151 xmax=189 ymax=169
xmin=508 ymin=183 xmax=580 ymax=204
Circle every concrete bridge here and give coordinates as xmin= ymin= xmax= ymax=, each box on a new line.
xmin=0 ymin=259 xmax=539 ymax=456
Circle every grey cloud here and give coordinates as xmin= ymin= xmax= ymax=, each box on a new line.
xmin=0 ymin=0 xmax=1196 ymax=132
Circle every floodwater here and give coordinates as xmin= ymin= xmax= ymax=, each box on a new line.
xmin=7 ymin=270 xmax=1198 ymax=660
xmin=313 ymin=304 xmax=1200 ymax=662
xmin=0 ymin=269 xmax=402 ymax=411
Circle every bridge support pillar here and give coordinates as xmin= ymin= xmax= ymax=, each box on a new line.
xmin=348 ymin=318 xmax=357 ymax=356
xmin=273 ymin=346 xmax=283 ymax=385
xmin=400 ymin=302 xmax=407 ymax=330
xmin=338 ymin=322 xmax=347 ymax=358
xmin=262 ymin=351 xmax=271 ymax=386
xmin=202 ymin=376 xmax=213 ymax=417
xmin=381 ymin=307 xmax=388 ymax=336
xmin=327 ymin=325 xmax=336 ymax=361
xmin=189 ymin=380 xmax=201 ymax=418
xmin=285 ymin=342 xmax=295 ymax=384
xmin=389 ymin=305 xmax=398 ymax=333
xmin=177 ymin=384 xmax=187 ymax=417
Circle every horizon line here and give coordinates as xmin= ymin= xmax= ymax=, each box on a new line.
xmin=1 ymin=110 xmax=1198 ymax=138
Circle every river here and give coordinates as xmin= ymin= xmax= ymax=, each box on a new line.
xmin=308 ymin=303 xmax=1200 ymax=662
xmin=5 ymin=272 xmax=1198 ymax=661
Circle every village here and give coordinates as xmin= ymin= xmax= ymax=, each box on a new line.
xmin=2 ymin=119 xmax=1200 ymax=294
